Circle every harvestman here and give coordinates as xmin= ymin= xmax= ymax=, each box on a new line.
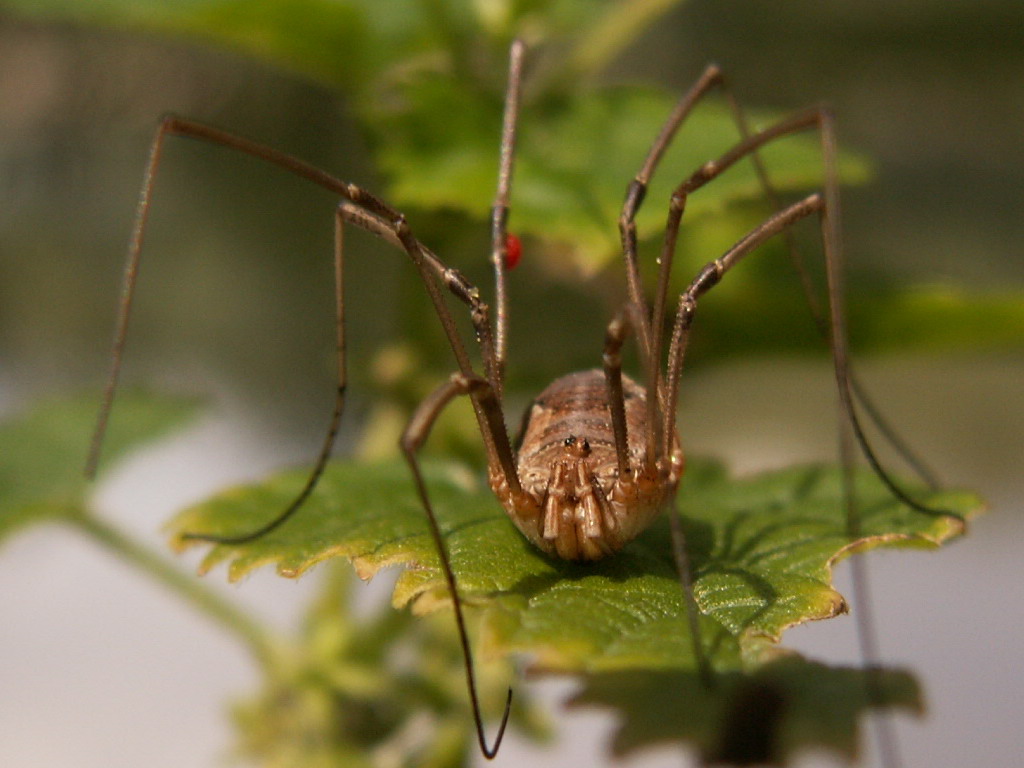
xmin=87 ymin=41 xmax=953 ymax=760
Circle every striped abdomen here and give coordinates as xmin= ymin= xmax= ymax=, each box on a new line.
xmin=489 ymin=369 xmax=684 ymax=561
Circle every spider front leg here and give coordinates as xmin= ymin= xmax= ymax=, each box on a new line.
xmin=660 ymin=107 xmax=957 ymax=520
xmin=664 ymin=192 xmax=830 ymax=417
xmin=618 ymin=63 xmax=785 ymax=359
xmin=616 ymin=69 xmax=934 ymax=485
xmin=616 ymin=63 xmax=785 ymax=485
xmin=619 ymin=64 xmax=725 ymax=362
xmin=400 ymin=372 xmax=517 ymax=759
xmin=654 ymin=107 xmax=837 ymax=408
xmin=637 ymin=93 xmax=944 ymax=500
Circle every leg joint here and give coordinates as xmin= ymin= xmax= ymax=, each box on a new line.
xmin=604 ymin=313 xmax=630 ymax=349
xmin=159 ymin=113 xmax=183 ymax=133
xmin=621 ymin=179 xmax=647 ymax=221
xmin=702 ymin=62 xmax=724 ymax=84
xmin=394 ymin=214 xmax=412 ymax=239
xmin=677 ymin=294 xmax=697 ymax=330
xmin=444 ymin=268 xmax=481 ymax=305
xmin=691 ymin=262 xmax=722 ymax=299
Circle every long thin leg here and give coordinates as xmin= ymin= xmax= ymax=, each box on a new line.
xmin=618 ymin=66 xmax=731 ymax=469
xmin=618 ymin=71 xmax=816 ymax=473
xmin=661 ymin=188 xmax=911 ymax=763
xmin=653 ymin=109 xmax=822 ymax=457
xmin=657 ymin=122 xmax=941 ymax=768
xmin=617 ymin=47 xmax=942 ymax=501
xmin=183 ymin=206 xmax=347 ymax=544
xmin=663 ymin=193 xmax=828 ymax=441
xmin=401 ymin=372 xmax=515 ymax=759
xmin=650 ymin=108 xmax=958 ymax=522
xmin=817 ymin=115 xmax=904 ymax=768
xmin=601 ymin=300 xmax=664 ymax=478
xmin=489 ymin=39 xmax=525 ymax=398
xmin=618 ymin=64 xmax=727 ymax=363
xmin=668 ymin=500 xmax=712 ymax=686
xmin=391 ymin=218 xmax=521 ymax=496
xmin=85 ymin=119 xmax=170 ymax=480
xmin=719 ymin=91 xmax=942 ymax=490
xmin=601 ymin=307 xmax=635 ymax=477
xmin=619 ymin=66 xmax=940 ymax=495
xmin=85 ymin=115 xmax=523 ymax=502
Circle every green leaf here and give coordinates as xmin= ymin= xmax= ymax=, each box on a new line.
xmin=0 ymin=0 xmax=592 ymax=92
xmin=570 ymin=658 xmax=922 ymax=763
xmin=7 ymin=0 xmax=1016 ymax=364
xmin=170 ymin=456 xmax=981 ymax=760
xmin=0 ymin=0 xmax=373 ymax=85
xmin=171 ymin=458 xmax=979 ymax=668
xmin=0 ymin=392 xmax=198 ymax=541
xmin=0 ymin=1 xmax=681 ymax=89
xmin=850 ymin=284 xmax=1024 ymax=355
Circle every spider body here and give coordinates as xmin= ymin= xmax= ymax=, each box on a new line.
xmin=495 ymin=369 xmax=682 ymax=561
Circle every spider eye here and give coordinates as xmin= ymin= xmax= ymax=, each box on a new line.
xmin=564 ymin=435 xmax=576 ymax=446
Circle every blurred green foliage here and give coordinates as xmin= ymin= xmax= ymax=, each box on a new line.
xmin=231 ymin=563 xmax=550 ymax=768
xmin=5 ymin=0 xmax=1021 ymax=366
xmin=0 ymin=391 xmax=197 ymax=539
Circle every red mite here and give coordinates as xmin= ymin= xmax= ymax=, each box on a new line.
xmin=504 ymin=233 xmax=522 ymax=270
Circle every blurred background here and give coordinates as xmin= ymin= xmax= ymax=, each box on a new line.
xmin=0 ymin=1 xmax=1021 ymax=766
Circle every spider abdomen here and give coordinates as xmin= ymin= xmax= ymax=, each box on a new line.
xmin=490 ymin=369 xmax=683 ymax=561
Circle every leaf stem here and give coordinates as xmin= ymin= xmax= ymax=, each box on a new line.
xmin=69 ymin=511 xmax=282 ymax=673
